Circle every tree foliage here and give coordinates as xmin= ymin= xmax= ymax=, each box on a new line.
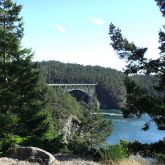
xmin=0 ymin=0 xmax=57 ymax=154
xmin=155 ymin=0 xmax=165 ymax=16
xmin=39 ymin=61 xmax=158 ymax=109
xmin=109 ymin=1 xmax=165 ymax=130
xmin=48 ymin=88 xmax=112 ymax=155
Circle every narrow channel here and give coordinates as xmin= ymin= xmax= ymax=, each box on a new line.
xmin=102 ymin=109 xmax=165 ymax=144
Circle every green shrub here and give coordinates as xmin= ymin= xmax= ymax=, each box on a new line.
xmin=155 ymin=153 xmax=165 ymax=164
xmin=128 ymin=140 xmax=165 ymax=164
xmin=59 ymin=145 xmax=71 ymax=154
xmin=0 ymin=134 xmax=28 ymax=156
xmin=99 ymin=141 xmax=129 ymax=164
xmin=68 ymin=135 xmax=89 ymax=156
xmin=128 ymin=140 xmax=165 ymax=156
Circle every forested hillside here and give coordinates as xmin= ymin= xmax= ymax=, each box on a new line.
xmin=38 ymin=61 xmax=157 ymax=109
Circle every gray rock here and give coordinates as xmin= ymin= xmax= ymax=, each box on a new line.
xmin=0 ymin=157 xmax=40 ymax=165
xmin=9 ymin=146 xmax=59 ymax=165
xmin=62 ymin=115 xmax=81 ymax=144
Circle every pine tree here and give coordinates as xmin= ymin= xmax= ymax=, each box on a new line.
xmin=0 ymin=0 xmax=56 ymax=153
xmin=109 ymin=1 xmax=165 ymax=130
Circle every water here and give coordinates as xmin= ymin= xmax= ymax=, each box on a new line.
xmin=102 ymin=109 xmax=165 ymax=144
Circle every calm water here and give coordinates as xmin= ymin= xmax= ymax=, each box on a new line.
xmin=102 ymin=109 xmax=165 ymax=144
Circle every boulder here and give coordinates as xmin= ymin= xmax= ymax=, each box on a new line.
xmin=9 ymin=146 xmax=59 ymax=165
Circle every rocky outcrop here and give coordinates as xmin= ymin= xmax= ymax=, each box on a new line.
xmin=55 ymin=154 xmax=100 ymax=165
xmin=0 ymin=156 xmax=100 ymax=165
xmin=0 ymin=157 xmax=40 ymax=165
xmin=9 ymin=146 xmax=59 ymax=165
xmin=62 ymin=115 xmax=81 ymax=143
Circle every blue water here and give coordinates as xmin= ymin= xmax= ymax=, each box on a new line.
xmin=102 ymin=109 xmax=165 ymax=144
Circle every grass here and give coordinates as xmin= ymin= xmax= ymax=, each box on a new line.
xmin=101 ymin=156 xmax=162 ymax=165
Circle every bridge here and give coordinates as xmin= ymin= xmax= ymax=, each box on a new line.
xmin=47 ymin=83 xmax=97 ymax=97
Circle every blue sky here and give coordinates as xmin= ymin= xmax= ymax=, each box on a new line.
xmin=15 ymin=0 xmax=164 ymax=70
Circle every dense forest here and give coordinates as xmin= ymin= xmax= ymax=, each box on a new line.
xmin=38 ymin=60 xmax=158 ymax=109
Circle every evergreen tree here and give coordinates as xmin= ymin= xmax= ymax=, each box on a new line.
xmin=0 ymin=0 xmax=56 ymax=153
xmin=155 ymin=0 xmax=165 ymax=16
xmin=109 ymin=1 xmax=165 ymax=130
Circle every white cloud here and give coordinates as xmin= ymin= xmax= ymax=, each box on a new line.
xmin=56 ymin=24 xmax=66 ymax=33
xmin=90 ymin=17 xmax=105 ymax=26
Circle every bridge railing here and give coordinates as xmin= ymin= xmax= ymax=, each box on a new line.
xmin=47 ymin=83 xmax=97 ymax=97
xmin=47 ymin=84 xmax=97 ymax=86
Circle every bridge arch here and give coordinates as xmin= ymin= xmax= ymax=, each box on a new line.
xmin=67 ymin=89 xmax=91 ymax=97
xmin=48 ymin=84 xmax=97 ymax=97
xmin=68 ymin=89 xmax=92 ymax=103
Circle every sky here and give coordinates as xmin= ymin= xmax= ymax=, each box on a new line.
xmin=15 ymin=0 xmax=164 ymax=71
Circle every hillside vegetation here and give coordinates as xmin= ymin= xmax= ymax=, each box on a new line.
xmin=38 ymin=60 xmax=158 ymax=109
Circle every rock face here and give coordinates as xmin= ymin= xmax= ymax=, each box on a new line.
xmin=9 ymin=146 xmax=59 ymax=165
xmin=62 ymin=115 xmax=81 ymax=143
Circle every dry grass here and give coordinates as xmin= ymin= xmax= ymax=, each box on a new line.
xmin=101 ymin=155 xmax=159 ymax=165
xmin=101 ymin=159 xmax=147 ymax=165
xmin=116 ymin=159 xmax=149 ymax=165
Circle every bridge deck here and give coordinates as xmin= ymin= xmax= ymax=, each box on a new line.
xmin=47 ymin=83 xmax=97 ymax=97
xmin=48 ymin=84 xmax=97 ymax=86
